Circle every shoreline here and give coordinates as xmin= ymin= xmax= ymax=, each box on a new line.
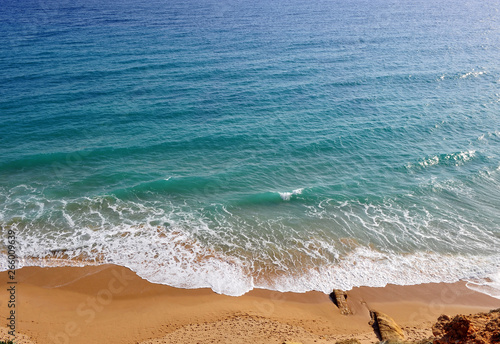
xmin=1 ymin=264 xmax=499 ymax=344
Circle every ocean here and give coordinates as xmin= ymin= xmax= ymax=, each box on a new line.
xmin=1 ymin=0 xmax=499 ymax=297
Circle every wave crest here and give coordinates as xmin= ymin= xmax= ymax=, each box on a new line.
xmin=405 ymin=150 xmax=477 ymax=171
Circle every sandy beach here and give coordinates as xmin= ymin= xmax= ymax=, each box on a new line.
xmin=1 ymin=264 xmax=499 ymax=344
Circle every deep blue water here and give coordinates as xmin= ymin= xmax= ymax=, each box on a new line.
xmin=1 ymin=0 xmax=500 ymax=296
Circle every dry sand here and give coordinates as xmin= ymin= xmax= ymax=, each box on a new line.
xmin=0 ymin=264 xmax=498 ymax=344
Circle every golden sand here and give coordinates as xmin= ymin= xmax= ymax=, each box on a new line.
xmin=1 ymin=264 xmax=498 ymax=344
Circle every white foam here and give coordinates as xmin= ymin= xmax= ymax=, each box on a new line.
xmin=0 ymin=220 xmax=254 ymax=296
xmin=279 ymin=188 xmax=303 ymax=201
xmin=62 ymin=211 xmax=75 ymax=227
xmin=466 ymin=271 xmax=500 ymax=300
xmin=2 ymin=221 xmax=499 ymax=297
xmin=266 ymin=248 xmax=500 ymax=294
xmin=460 ymin=70 xmax=485 ymax=79
xmin=419 ymin=155 xmax=439 ymax=167
xmin=1 ymin=192 xmax=499 ymax=297
xmin=456 ymin=150 xmax=476 ymax=162
xmin=416 ymin=150 xmax=476 ymax=168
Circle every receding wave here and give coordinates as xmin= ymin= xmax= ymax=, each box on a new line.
xmin=466 ymin=272 xmax=500 ymax=300
xmin=1 ymin=220 xmax=499 ymax=297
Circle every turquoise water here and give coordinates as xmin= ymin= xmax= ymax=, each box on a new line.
xmin=1 ymin=0 xmax=500 ymax=296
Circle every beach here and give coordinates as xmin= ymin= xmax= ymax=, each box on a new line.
xmin=1 ymin=264 xmax=499 ymax=344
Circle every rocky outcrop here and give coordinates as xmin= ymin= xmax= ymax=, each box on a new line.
xmin=331 ymin=289 xmax=353 ymax=315
xmin=370 ymin=310 xmax=405 ymax=342
xmin=432 ymin=309 xmax=500 ymax=344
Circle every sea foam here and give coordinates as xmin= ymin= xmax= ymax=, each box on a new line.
xmin=1 ymin=220 xmax=499 ymax=297
xmin=279 ymin=188 xmax=304 ymax=201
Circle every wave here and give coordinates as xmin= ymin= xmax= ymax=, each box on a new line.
xmin=466 ymin=271 xmax=500 ymax=300
xmin=279 ymin=188 xmax=304 ymax=201
xmin=230 ymin=188 xmax=307 ymax=206
xmin=1 ymin=174 xmax=499 ymax=297
xmin=459 ymin=70 xmax=486 ymax=79
xmin=1 ymin=177 xmax=499 ymax=298
xmin=437 ymin=69 xmax=488 ymax=81
xmin=1 ymin=221 xmax=498 ymax=297
xmin=405 ymin=150 xmax=477 ymax=171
